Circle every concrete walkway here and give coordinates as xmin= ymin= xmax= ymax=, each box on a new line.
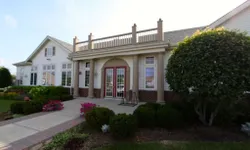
xmin=0 ymin=98 xmax=140 ymax=150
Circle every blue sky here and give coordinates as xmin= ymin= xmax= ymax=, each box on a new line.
xmin=0 ymin=0 xmax=246 ymax=74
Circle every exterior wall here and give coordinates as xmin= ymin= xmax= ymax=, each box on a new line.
xmin=220 ymin=6 xmax=250 ymax=34
xmin=16 ymin=65 xmax=31 ymax=85
xmin=31 ymin=40 xmax=72 ymax=86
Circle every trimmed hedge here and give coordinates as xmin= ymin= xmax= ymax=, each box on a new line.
xmin=10 ymin=101 xmax=25 ymax=114
xmin=110 ymin=113 xmax=137 ymax=138
xmin=85 ymin=107 xmax=115 ymax=130
xmin=156 ymin=104 xmax=183 ymax=129
xmin=133 ymin=105 xmax=156 ymax=128
xmin=10 ymin=99 xmax=49 ymax=115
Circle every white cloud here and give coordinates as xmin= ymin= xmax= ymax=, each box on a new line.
xmin=4 ymin=15 xmax=18 ymax=28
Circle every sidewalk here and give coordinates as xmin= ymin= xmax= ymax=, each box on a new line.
xmin=0 ymin=98 xmax=140 ymax=150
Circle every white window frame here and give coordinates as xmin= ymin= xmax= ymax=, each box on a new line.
xmin=84 ymin=62 xmax=90 ymax=87
xmin=47 ymin=47 xmax=53 ymax=57
xmin=42 ymin=64 xmax=56 ymax=86
xmin=30 ymin=65 xmax=38 ymax=86
xmin=61 ymin=63 xmax=72 ymax=87
xmin=144 ymin=56 xmax=156 ymax=89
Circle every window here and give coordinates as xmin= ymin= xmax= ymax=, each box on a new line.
xmin=145 ymin=57 xmax=155 ymax=89
xmin=45 ymin=47 xmax=56 ymax=57
xmin=61 ymin=63 xmax=72 ymax=86
xmin=145 ymin=57 xmax=154 ymax=64
xmin=85 ymin=62 xmax=90 ymax=87
xmin=43 ymin=64 xmax=55 ymax=86
xmin=30 ymin=66 xmax=38 ymax=85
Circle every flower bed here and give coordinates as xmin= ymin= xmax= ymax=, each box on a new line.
xmin=80 ymin=102 xmax=96 ymax=116
xmin=43 ymin=100 xmax=64 ymax=112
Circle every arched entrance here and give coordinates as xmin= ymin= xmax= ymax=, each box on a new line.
xmin=101 ymin=58 xmax=130 ymax=99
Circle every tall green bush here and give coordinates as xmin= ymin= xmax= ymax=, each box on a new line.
xmin=0 ymin=67 xmax=12 ymax=88
xmin=110 ymin=113 xmax=137 ymax=138
xmin=166 ymin=28 xmax=250 ymax=126
xmin=133 ymin=105 xmax=156 ymax=128
xmin=85 ymin=107 xmax=115 ymax=130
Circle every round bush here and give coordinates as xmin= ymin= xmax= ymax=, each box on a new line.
xmin=144 ymin=102 xmax=161 ymax=111
xmin=133 ymin=105 xmax=155 ymax=128
xmin=0 ymin=67 xmax=12 ymax=88
xmin=85 ymin=107 xmax=115 ymax=130
xmin=156 ymin=105 xmax=183 ymax=129
xmin=166 ymin=28 xmax=250 ymax=126
xmin=110 ymin=113 xmax=137 ymax=138
xmin=23 ymin=102 xmax=36 ymax=115
xmin=10 ymin=102 xmax=25 ymax=114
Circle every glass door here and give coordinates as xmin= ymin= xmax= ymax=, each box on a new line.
xmin=105 ymin=68 xmax=114 ymax=97
xmin=116 ymin=68 xmax=125 ymax=98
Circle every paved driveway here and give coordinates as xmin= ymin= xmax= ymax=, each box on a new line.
xmin=0 ymin=98 xmax=141 ymax=149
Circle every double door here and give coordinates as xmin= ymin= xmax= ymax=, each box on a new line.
xmin=105 ymin=67 xmax=126 ymax=98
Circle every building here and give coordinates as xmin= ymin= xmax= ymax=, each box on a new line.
xmin=13 ymin=36 xmax=73 ymax=87
xmin=14 ymin=0 xmax=250 ymax=102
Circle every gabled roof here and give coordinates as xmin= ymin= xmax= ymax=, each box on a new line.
xmin=25 ymin=36 xmax=72 ymax=62
xmin=13 ymin=61 xmax=32 ymax=66
xmin=13 ymin=36 xmax=73 ymax=66
xmin=164 ymin=26 xmax=205 ymax=46
xmin=209 ymin=0 xmax=250 ymax=28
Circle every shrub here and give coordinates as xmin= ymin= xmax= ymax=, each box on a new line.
xmin=133 ymin=105 xmax=156 ymax=128
xmin=47 ymin=95 xmax=61 ymax=100
xmin=29 ymin=86 xmax=49 ymax=99
xmin=0 ymin=67 xmax=12 ymax=88
xmin=166 ymin=28 xmax=250 ymax=126
xmin=144 ymin=102 xmax=161 ymax=111
xmin=43 ymin=132 xmax=88 ymax=150
xmin=156 ymin=104 xmax=183 ymax=129
xmin=85 ymin=107 xmax=115 ymax=130
xmin=60 ymin=95 xmax=73 ymax=101
xmin=43 ymin=100 xmax=64 ymax=111
xmin=10 ymin=102 xmax=25 ymax=114
xmin=80 ymin=102 xmax=96 ymax=115
xmin=110 ymin=113 xmax=137 ymax=138
xmin=8 ymin=86 xmax=33 ymax=94
xmin=23 ymin=102 xmax=37 ymax=115
xmin=48 ymin=86 xmax=64 ymax=96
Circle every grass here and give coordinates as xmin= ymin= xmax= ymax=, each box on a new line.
xmin=96 ymin=141 xmax=250 ymax=150
xmin=0 ymin=99 xmax=18 ymax=112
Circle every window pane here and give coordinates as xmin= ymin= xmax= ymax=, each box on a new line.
xmin=52 ymin=65 xmax=55 ymax=70
xmin=61 ymin=71 xmax=66 ymax=86
xmin=86 ymin=62 xmax=90 ymax=68
xmin=145 ymin=67 xmax=154 ymax=88
xmin=85 ymin=70 xmax=90 ymax=86
xmin=67 ymin=63 xmax=72 ymax=69
xmin=67 ymin=71 xmax=71 ymax=86
xmin=30 ymin=73 xmax=33 ymax=85
xmin=51 ymin=72 xmax=55 ymax=86
xmin=62 ymin=64 xmax=66 ymax=69
xmin=47 ymin=65 xmax=51 ymax=70
xmin=34 ymin=73 xmax=37 ymax=85
xmin=146 ymin=57 xmax=154 ymax=64
xmin=42 ymin=72 xmax=46 ymax=85
xmin=47 ymin=72 xmax=51 ymax=85
xmin=43 ymin=65 xmax=46 ymax=70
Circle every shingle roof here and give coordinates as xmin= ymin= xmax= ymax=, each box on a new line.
xmin=13 ymin=61 xmax=32 ymax=66
xmin=164 ymin=26 xmax=205 ymax=46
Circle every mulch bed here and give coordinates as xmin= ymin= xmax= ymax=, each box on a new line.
xmin=79 ymin=125 xmax=249 ymax=150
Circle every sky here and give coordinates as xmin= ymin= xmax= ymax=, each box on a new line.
xmin=0 ymin=0 xmax=246 ymax=74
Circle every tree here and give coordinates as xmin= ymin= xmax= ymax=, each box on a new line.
xmin=166 ymin=28 xmax=250 ymax=126
xmin=0 ymin=67 xmax=12 ymax=88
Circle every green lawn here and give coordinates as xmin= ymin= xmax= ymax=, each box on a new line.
xmin=0 ymin=100 xmax=18 ymax=112
xmin=96 ymin=142 xmax=250 ymax=150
